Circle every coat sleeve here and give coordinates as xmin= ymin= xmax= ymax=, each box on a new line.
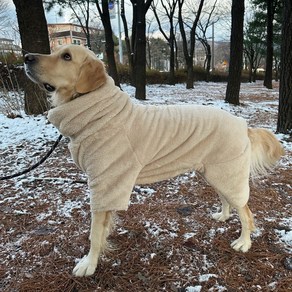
xmin=80 ymin=129 xmax=143 ymax=212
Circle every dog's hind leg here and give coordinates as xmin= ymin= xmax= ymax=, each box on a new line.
xmin=73 ymin=211 xmax=113 ymax=277
xmin=212 ymin=193 xmax=232 ymax=222
xmin=231 ymin=204 xmax=256 ymax=252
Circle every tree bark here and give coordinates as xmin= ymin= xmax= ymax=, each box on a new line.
xmin=95 ymin=0 xmax=120 ymax=88
xmin=121 ymin=0 xmax=134 ymax=84
xmin=152 ymin=0 xmax=177 ymax=85
xmin=277 ymin=0 xmax=292 ymax=134
xmin=178 ymin=0 xmax=204 ymax=89
xmin=134 ymin=1 xmax=146 ymax=99
xmin=264 ymin=0 xmax=274 ymax=89
xmin=225 ymin=0 xmax=245 ymax=105
xmin=13 ymin=0 xmax=50 ymax=115
xmin=131 ymin=0 xmax=153 ymax=100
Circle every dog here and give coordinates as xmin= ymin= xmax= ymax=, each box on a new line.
xmin=24 ymin=45 xmax=284 ymax=277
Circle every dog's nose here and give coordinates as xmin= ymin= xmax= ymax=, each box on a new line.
xmin=24 ymin=54 xmax=36 ymax=64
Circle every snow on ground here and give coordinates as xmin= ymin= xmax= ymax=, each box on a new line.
xmin=0 ymin=81 xmax=291 ymax=291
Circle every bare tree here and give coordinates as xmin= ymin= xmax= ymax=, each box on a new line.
xmin=13 ymin=0 xmax=50 ymax=115
xmin=277 ymin=0 xmax=292 ymax=134
xmin=152 ymin=0 xmax=178 ymax=85
xmin=178 ymin=0 xmax=205 ymax=89
xmin=225 ymin=0 xmax=245 ymax=105
xmin=0 ymin=0 xmax=10 ymax=37
xmin=121 ymin=0 xmax=134 ymax=83
xmin=94 ymin=0 xmax=120 ymax=87
xmin=130 ymin=0 xmax=153 ymax=100
xmin=263 ymin=0 xmax=274 ymax=89
xmin=121 ymin=0 xmax=153 ymax=98
xmin=243 ymin=14 xmax=265 ymax=82
xmin=196 ymin=0 xmax=220 ymax=82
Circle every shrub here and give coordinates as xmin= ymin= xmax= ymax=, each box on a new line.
xmin=0 ymin=63 xmax=25 ymax=117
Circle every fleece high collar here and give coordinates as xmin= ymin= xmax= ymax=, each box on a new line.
xmin=48 ymin=77 xmax=129 ymax=138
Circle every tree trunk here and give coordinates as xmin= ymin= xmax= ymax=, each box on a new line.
xmin=205 ymin=42 xmax=211 ymax=82
xmin=13 ymin=0 xmax=50 ymax=115
xmin=264 ymin=0 xmax=273 ymax=89
xmin=152 ymin=1 xmax=176 ymax=86
xmin=248 ymin=60 xmax=252 ymax=83
xmin=186 ymin=57 xmax=194 ymax=89
xmin=178 ymin=0 xmax=204 ymax=90
xmin=97 ymin=0 xmax=120 ymax=88
xmin=121 ymin=0 xmax=134 ymax=84
xmin=225 ymin=0 xmax=245 ymax=105
xmin=252 ymin=69 xmax=257 ymax=82
xmin=133 ymin=0 xmax=147 ymax=99
xmin=277 ymin=0 xmax=292 ymax=134
xmin=168 ymin=37 xmax=175 ymax=85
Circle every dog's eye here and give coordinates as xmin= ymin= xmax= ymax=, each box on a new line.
xmin=62 ymin=53 xmax=71 ymax=61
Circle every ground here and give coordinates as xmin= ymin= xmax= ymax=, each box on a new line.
xmin=0 ymin=81 xmax=291 ymax=291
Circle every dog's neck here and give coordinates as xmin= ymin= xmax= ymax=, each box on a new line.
xmin=71 ymin=92 xmax=87 ymax=101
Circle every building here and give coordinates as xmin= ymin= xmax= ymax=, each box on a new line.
xmin=48 ymin=23 xmax=102 ymax=50
xmin=0 ymin=38 xmax=22 ymax=57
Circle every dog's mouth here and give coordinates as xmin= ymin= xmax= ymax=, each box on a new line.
xmin=25 ymin=67 xmax=56 ymax=93
xmin=43 ymin=83 xmax=56 ymax=92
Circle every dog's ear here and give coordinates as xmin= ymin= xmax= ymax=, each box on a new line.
xmin=75 ymin=57 xmax=107 ymax=93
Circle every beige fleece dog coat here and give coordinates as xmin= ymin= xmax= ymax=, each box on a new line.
xmin=48 ymin=77 xmax=251 ymax=212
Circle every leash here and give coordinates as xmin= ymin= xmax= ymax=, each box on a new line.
xmin=0 ymin=134 xmax=63 ymax=181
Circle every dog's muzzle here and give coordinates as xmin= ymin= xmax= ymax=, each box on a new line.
xmin=24 ymin=54 xmax=56 ymax=92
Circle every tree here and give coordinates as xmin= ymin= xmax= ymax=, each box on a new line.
xmin=196 ymin=0 xmax=220 ymax=82
xmin=121 ymin=0 xmax=134 ymax=83
xmin=0 ymin=0 xmax=10 ymax=37
xmin=243 ymin=13 xmax=265 ymax=82
xmin=121 ymin=0 xmax=153 ymax=98
xmin=178 ymin=0 xmax=205 ymax=89
xmin=152 ymin=0 xmax=178 ymax=85
xmin=263 ymin=0 xmax=274 ymax=89
xmin=225 ymin=0 xmax=244 ymax=105
xmin=251 ymin=0 xmax=282 ymax=89
xmin=146 ymin=37 xmax=169 ymax=71
xmin=277 ymin=0 xmax=292 ymax=134
xmin=130 ymin=0 xmax=153 ymax=100
xmin=13 ymin=0 xmax=50 ymax=115
xmin=94 ymin=0 xmax=120 ymax=87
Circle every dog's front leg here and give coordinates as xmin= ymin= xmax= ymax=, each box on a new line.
xmin=73 ymin=211 xmax=113 ymax=277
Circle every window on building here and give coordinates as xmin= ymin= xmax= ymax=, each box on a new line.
xmin=73 ymin=39 xmax=81 ymax=45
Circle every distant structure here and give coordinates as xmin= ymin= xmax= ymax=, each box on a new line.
xmin=48 ymin=23 xmax=102 ymax=50
xmin=0 ymin=38 xmax=22 ymax=56
xmin=194 ymin=41 xmax=230 ymax=71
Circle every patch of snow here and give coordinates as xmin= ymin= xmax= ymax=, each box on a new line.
xmin=0 ymin=113 xmax=59 ymax=150
xmin=185 ymin=286 xmax=202 ymax=292
xmin=275 ymin=217 xmax=292 ymax=252
xmin=199 ymin=273 xmax=217 ymax=282
xmin=184 ymin=232 xmax=196 ymax=240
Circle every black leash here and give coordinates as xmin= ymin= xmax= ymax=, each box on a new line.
xmin=0 ymin=134 xmax=63 ymax=181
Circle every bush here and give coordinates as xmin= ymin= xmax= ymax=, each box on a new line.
xmin=116 ymin=65 xmax=238 ymax=85
xmin=0 ymin=62 xmax=26 ymax=117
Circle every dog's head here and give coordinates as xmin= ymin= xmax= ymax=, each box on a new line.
xmin=24 ymin=45 xmax=107 ymax=107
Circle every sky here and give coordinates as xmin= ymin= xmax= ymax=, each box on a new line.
xmin=3 ymin=0 xmax=234 ymax=45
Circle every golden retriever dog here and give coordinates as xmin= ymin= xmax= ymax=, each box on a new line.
xmin=24 ymin=45 xmax=284 ymax=277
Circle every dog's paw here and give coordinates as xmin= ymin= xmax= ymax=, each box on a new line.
xmin=231 ymin=237 xmax=251 ymax=252
xmin=73 ymin=255 xmax=97 ymax=277
xmin=212 ymin=212 xmax=230 ymax=222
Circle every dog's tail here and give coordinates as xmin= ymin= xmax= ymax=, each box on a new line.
xmin=248 ymin=128 xmax=285 ymax=177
